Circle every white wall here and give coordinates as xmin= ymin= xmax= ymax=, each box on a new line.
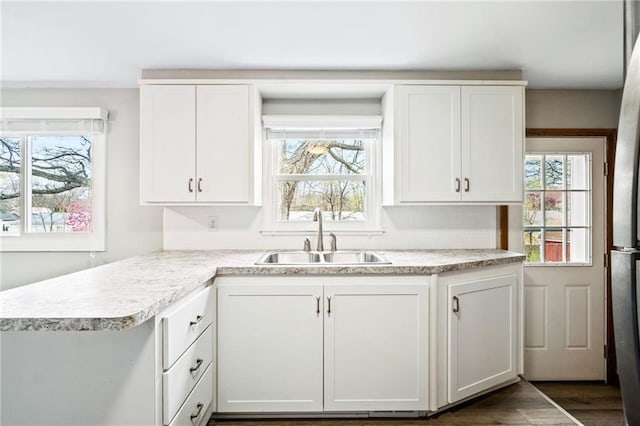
xmin=163 ymin=205 xmax=498 ymax=250
xmin=0 ymin=89 xmax=163 ymax=290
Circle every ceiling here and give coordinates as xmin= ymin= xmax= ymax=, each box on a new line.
xmin=0 ymin=1 xmax=624 ymax=90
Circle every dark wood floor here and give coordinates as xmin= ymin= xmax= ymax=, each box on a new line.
xmin=210 ymin=380 xmax=578 ymax=425
xmin=532 ymin=381 xmax=624 ymax=426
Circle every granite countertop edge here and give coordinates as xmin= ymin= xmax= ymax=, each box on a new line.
xmin=0 ymin=249 xmax=524 ymax=332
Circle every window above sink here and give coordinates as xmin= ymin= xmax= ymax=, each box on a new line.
xmin=261 ymin=115 xmax=383 ymax=235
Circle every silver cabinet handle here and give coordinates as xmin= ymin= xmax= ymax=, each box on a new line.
xmin=189 ymin=315 xmax=203 ymax=326
xmin=327 ymin=297 xmax=332 ymax=316
xmin=188 ymin=178 xmax=194 ymax=193
xmin=464 ymin=178 xmax=470 ymax=192
xmin=197 ymin=178 xmax=203 ymax=192
xmin=190 ymin=402 xmax=204 ymax=422
xmin=452 ymin=296 xmax=460 ymax=313
xmin=455 ymin=178 xmax=461 ymax=192
xmin=189 ymin=358 xmax=204 ymax=373
xmin=316 ymin=296 xmax=320 ymax=315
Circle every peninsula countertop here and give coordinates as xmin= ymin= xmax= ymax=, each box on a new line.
xmin=0 ymin=249 xmax=524 ymax=332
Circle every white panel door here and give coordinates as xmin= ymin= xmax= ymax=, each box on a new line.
xmin=323 ymin=283 xmax=429 ymax=411
xmin=397 ymin=85 xmax=461 ymax=202
xmin=447 ymin=274 xmax=517 ymax=403
xmin=217 ymin=281 xmax=323 ymax=412
xmin=523 ymin=137 xmax=606 ymax=380
xmin=461 ymin=86 xmax=523 ymax=202
xmin=196 ymin=85 xmax=250 ymax=203
xmin=140 ymin=85 xmax=196 ymax=202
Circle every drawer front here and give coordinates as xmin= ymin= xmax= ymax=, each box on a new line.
xmin=167 ymin=364 xmax=213 ymax=426
xmin=163 ymin=325 xmax=214 ymax=422
xmin=163 ymin=286 xmax=214 ymax=370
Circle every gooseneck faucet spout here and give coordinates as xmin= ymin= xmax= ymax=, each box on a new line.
xmin=313 ymin=207 xmax=324 ymax=252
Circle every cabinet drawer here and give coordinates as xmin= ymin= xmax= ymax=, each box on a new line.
xmin=166 ymin=363 xmax=213 ymax=426
xmin=163 ymin=286 xmax=214 ymax=370
xmin=163 ymin=325 xmax=213 ymax=423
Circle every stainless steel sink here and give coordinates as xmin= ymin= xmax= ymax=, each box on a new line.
xmin=322 ymin=250 xmax=390 ymax=264
xmin=255 ymin=250 xmax=390 ymax=265
xmin=256 ymin=251 xmax=322 ymax=264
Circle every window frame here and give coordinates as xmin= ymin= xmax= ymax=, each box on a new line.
xmin=523 ymin=151 xmax=593 ymax=266
xmin=261 ymin=115 xmax=383 ymax=235
xmin=0 ymin=107 xmax=107 ymax=252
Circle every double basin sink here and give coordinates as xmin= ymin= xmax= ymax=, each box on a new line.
xmin=256 ymin=250 xmax=390 ymax=265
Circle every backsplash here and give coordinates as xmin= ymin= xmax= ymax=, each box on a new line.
xmin=162 ymin=205 xmax=498 ymax=250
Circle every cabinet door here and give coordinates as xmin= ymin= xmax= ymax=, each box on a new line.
xmin=461 ymin=86 xmax=524 ymax=202
xmin=397 ymin=86 xmax=461 ymax=202
xmin=324 ymin=283 xmax=429 ymax=411
xmin=196 ymin=85 xmax=251 ymax=203
xmin=448 ymin=273 xmax=517 ymax=403
xmin=140 ymin=85 xmax=196 ymax=203
xmin=217 ymin=282 xmax=323 ymax=412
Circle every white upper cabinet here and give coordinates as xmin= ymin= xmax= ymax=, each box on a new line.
xmin=397 ymin=86 xmax=461 ymax=202
xmin=140 ymin=84 xmax=259 ymax=205
xmin=461 ymin=86 xmax=524 ymax=202
xmin=391 ymin=84 xmax=524 ymax=204
xmin=140 ymin=85 xmax=196 ymax=203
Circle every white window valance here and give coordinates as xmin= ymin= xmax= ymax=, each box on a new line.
xmin=0 ymin=107 xmax=108 ymax=134
xmin=263 ymin=115 xmax=381 ymax=140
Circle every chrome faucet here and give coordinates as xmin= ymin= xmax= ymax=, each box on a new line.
xmin=329 ymin=232 xmax=337 ymax=251
xmin=313 ymin=207 xmax=324 ymax=251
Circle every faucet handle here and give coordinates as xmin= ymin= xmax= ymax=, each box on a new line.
xmin=303 ymin=238 xmax=311 ymax=252
xmin=329 ymin=232 xmax=337 ymax=251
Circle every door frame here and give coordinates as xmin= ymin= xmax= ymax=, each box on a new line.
xmin=524 ymin=128 xmax=617 ymax=384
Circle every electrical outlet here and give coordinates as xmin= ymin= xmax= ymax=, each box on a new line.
xmin=208 ymin=216 xmax=218 ymax=231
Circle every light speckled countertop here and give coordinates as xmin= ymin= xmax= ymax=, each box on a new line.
xmin=0 ymin=249 xmax=524 ymax=332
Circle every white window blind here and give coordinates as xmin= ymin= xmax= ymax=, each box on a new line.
xmin=263 ymin=115 xmax=381 ymax=140
xmin=0 ymin=108 xmax=108 ymax=133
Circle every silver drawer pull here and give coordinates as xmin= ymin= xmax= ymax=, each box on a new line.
xmin=189 ymin=358 xmax=204 ymax=373
xmin=190 ymin=402 xmax=204 ymax=422
xmin=189 ymin=315 xmax=203 ymax=326
xmin=188 ymin=178 xmax=194 ymax=193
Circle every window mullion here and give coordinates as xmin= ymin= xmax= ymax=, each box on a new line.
xmin=23 ymin=136 xmax=32 ymax=233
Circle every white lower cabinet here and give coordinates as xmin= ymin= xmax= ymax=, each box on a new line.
xmin=162 ymin=286 xmax=216 ymax=425
xmin=438 ymin=264 xmax=520 ymax=405
xmin=217 ymin=281 xmax=324 ymax=412
xmin=216 ymin=276 xmax=430 ymax=413
xmin=324 ymin=283 xmax=429 ymax=411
